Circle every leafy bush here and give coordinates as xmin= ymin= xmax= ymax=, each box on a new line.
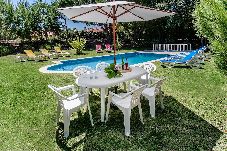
xmin=216 ymin=51 xmax=227 ymax=75
xmin=116 ymin=38 xmax=122 ymax=50
xmin=0 ymin=45 xmax=15 ymax=56
xmin=70 ymin=38 xmax=86 ymax=54
xmin=44 ymin=44 xmax=52 ymax=50
xmin=193 ymin=0 xmax=227 ymax=73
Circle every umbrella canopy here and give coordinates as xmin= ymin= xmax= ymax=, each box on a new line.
xmin=58 ymin=1 xmax=175 ymax=64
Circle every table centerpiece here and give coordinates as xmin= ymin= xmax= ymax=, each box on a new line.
xmin=104 ymin=63 xmax=122 ymax=79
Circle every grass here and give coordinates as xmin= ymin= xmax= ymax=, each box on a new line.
xmin=0 ymin=50 xmax=226 ymax=150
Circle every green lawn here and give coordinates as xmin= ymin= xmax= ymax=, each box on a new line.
xmin=0 ymin=50 xmax=226 ymax=150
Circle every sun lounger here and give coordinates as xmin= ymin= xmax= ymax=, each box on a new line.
xmin=54 ymin=47 xmax=71 ymax=57
xmin=40 ymin=49 xmax=59 ymax=59
xmin=16 ymin=54 xmax=27 ymax=62
xmin=24 ymin=50 xmax=46 ymax=61
xmin=105 ymin=44 xmax=112 ymax=53
xmin=160 ymin=50 xmax=202 ymax=68
xmin=96 ymin=45 xmax=103 ymax=53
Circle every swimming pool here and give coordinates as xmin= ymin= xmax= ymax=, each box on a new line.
xmin=41 ymin=52 xmax=170 ymax=73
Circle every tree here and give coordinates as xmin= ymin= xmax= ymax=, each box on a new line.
xmin=0 ymin=0 xmax=15 ymax=40
xmin=193 ymin=0 xmax=227 ymax=73
xmin=114 ymin=0 xmax=200 ymax=48
xmin=13 ymin=0 xmax=61 ymax=42
xmin=43 ymin=2 xmax=61 ymax=40
xmin=14 ymin=1 xmax=33 ymax=41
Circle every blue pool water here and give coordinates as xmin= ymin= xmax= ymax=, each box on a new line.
xmin=47 ymin=52 xmax=169 ymax=71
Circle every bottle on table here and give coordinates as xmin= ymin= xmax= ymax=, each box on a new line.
xmin=125 ymin=58 xmax=128 ymax=70
xmin=114 ymin=64 xmax=118 ymax=73
xmin=121 ymin=57 xmax=124 ymax=70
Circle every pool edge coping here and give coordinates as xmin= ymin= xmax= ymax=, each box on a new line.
xmin=39 ymin=51 xmax=171 ymax=74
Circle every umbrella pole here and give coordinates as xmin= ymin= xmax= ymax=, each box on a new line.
xmin=112 ymin=5 xmax=117 ymax=65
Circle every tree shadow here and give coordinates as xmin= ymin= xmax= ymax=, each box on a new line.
xmin=55 ymin=94 xmax=223 ymax=150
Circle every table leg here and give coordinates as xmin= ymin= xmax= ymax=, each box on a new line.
xmin=100 ymin=88 xmax=106 ymax=122
xmin=123 ymin=82 xmax=127 ymax=92
xmin=126 ymin=81 xmax=130 ymax=92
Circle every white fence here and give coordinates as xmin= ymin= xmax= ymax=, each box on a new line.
xmin=151 ymin=44 xmax=192 ymax=51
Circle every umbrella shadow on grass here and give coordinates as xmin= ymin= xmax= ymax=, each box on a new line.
xmin=161 ymin=64 xmax=205 ymax=69
xmin=55 ymin=94 xmax=223 ymax=150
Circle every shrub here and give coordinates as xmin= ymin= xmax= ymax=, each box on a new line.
xmin=216 ymin=51 xmax=227 ymax=75
xmin=70 ymin=38 xmax=86 ymax=54
xmin=193 ymin=0 xmax=227 ymax=73
xmin=0 ymin=45 xmax=15 ymax=56
xmin=45 ymin=44 xmax=52 ymax=50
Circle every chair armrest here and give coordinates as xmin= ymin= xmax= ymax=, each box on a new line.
xmin=130 ymin=83 xmax=148 ymax=90
xmin=149 ymin=81 xmax=159 ymax=87
xmin=130 ymin=84 xmax=139 ymax=90
xmin=56 ymin=84 xmax=75 ymax=92
xmin=66 ymin=93 xmax=88 ymax=102
xmin=148 ymin=78 xmax=165 ymax=88
xmin=149 ymin=76 xmax=166 ymax=81
xmin=149 ymin=76 xmax=160 ymax=81
xmin=76 ymin=93 xmax=88 ymax=98
xmin=109 ymin=91 xmax=132 ymax=99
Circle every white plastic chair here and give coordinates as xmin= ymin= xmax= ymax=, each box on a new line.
xmin=73 ymin=66 xmax=94 ymax=93
xmin=142 ymin=77 xmax=165 ymax=117
xmin=139 ymin=62 xmax=157 ymax=84
xmin=48 ymin=84 xmax=94 ymax=138
xmin=106 ymin=85 xmax=146 ymax=136
xmin=73 ymin=66 xmax=94 ymax=82
xmin=96 ymin=62 xmax=110 ymax=72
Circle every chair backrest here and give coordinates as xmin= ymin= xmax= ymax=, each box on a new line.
xmin=96 ymin=45 xmax=102 ymax=51
xmin=96 ymin=62 xmax=110 ymax=72
xmin=73 ymin=66 xmax=93 ymax=78
xmin=40 ymin=49 xmax=49 ymax=55
xmin=48 ymin=85 xmax=87 ymax=106
xmin=150 ymin=78 xmax=165 ymax=95
xmin=131 ymin=85 xmax=146 ymax=108
xmin=24 ymin=50 xmax=36 ymax=58
xmin=48 ymin=85 xmax=66 ymax=105
xmin=105 ymin=44 xmax=111 ymax=50
xmin=180 ymin=51 xmax=197 ymax=63
xmin=54 ymin=47 xmax=61 ymax=53
xmin=142 ymin=63 xmax=156 ymax=77
xmin=143 ymin=63 xmax=156 ymax=72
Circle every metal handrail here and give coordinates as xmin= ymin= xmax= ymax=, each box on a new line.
xmin=151 ymin=44 xmax=192 ymax=51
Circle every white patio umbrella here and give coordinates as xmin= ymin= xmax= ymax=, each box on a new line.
xmin=58 ymin=1 xmax=175 ymax=64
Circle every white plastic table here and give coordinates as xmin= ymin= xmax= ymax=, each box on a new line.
xmin=77 ymin=67 xmax=148 ymax=122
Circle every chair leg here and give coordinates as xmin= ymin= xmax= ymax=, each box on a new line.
xmin=83 ymin=89 xmax=90 ymax=112
xmin=83 ymin=104 xmax=88 ymax=112
xmin=123 ymin=109 xmax=131 ymax=136
xmin=160 ymin=92 xmax=164 ymax=109
xmin=87 ymin=101 xmax=94 ymax=126
xmin=56 ymin=104 xmax=61 ymax=123
xmin=149 ymin=96 xmax=156 ymax=118
xmin=138 ymin=102 xmax=144 ymax=124
xmin=126 ymin=81 xmax=131 ymax=92
xmin=63 ymin=109 xmax=70 ymax=138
